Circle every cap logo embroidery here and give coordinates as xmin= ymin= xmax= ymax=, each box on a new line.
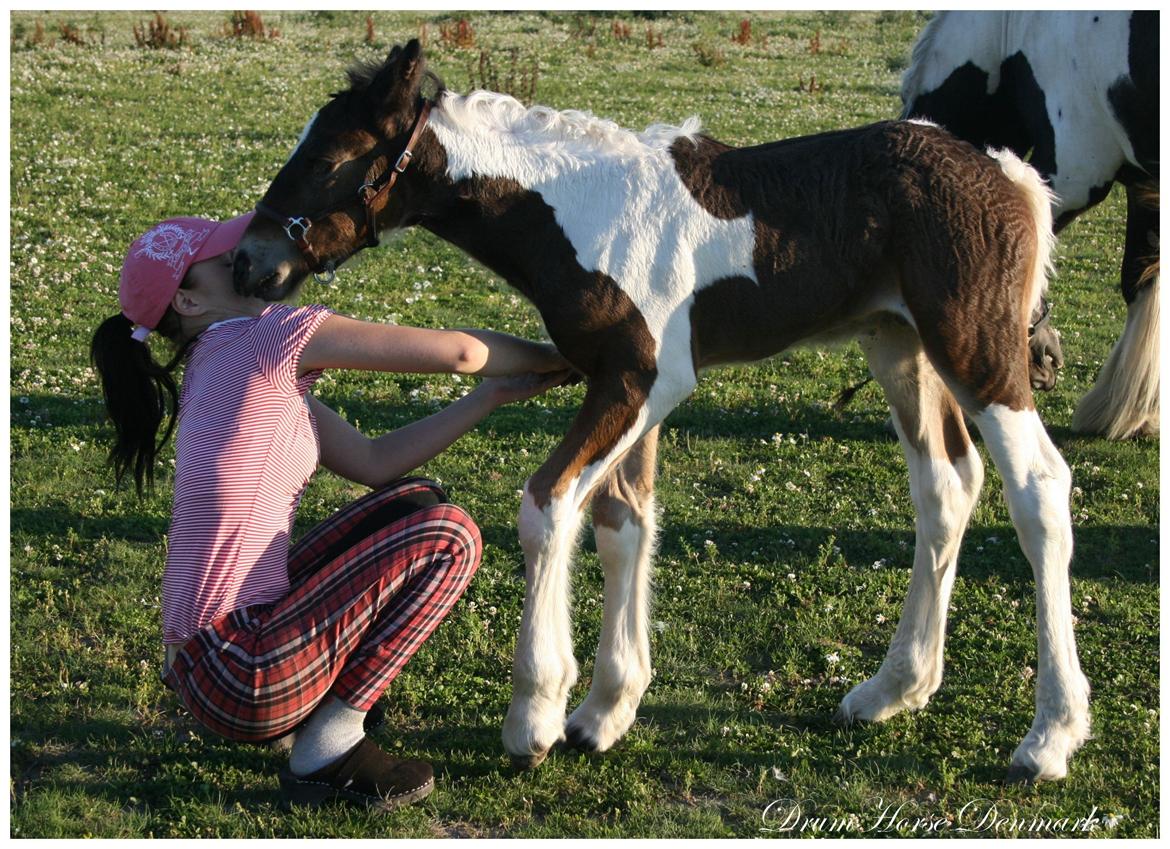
xmin=133 ymin=223 xmax=211 ymax=279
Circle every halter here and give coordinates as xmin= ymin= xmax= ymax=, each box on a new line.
xmin=1028 ymin=296 xmax=1052 ymax=338
xmin=255 ymin=98 xmax=433 ymax=284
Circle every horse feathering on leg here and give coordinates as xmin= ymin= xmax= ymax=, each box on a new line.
xmin=233 ymin=40 xmax=1090 ymax=782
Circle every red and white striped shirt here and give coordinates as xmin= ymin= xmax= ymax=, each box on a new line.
xmin=162 ymin=303 xmax=333 ymax=644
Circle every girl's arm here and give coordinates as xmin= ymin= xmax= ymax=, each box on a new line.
xmin=298 ymin=313 xmax=568 ymax=379
xmin=308 ymin=370 xmax=570 ymax=487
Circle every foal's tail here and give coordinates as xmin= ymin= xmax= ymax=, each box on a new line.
xmin=986 ymin=147 xmax=1057 ymax=320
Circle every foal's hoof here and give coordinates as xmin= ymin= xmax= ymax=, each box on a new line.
xmin=832 ymin=706 xmax=857 ymax=729
xmin=1005 ymin=763 xmax=1039 ymax=786
xmin=563 ymin=724 xmax=601 ymax=753
xmin=509 ymin=750 xmax=549 ymax=771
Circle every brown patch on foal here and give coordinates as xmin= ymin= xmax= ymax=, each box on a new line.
xmin=940 ymin=400 xmax=971 ymax=463
xmin=672 ymin=131 xmax=893 ymax=368
xmin=591 ymin=427 xmax=659 ymax=530
xmin=670 ymin=122 xmax=1039 ymax=412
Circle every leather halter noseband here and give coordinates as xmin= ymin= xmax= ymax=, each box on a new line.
xmin=255 ymin=98 xmax=433 ymax=284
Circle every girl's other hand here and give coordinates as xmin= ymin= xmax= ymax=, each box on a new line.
xmin=530 ymin=342 xmax=572 ymax=374
xmin=481 ymin=369 xmax=576 ymax=405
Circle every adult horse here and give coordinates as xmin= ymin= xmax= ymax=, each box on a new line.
xmin=901 ymin=10 xmax=1159 ymax=440
xmin=233 ymin=41 xmax=1089 ymax=783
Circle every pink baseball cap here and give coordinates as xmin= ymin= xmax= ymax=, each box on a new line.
xmin=119 ymin=212 xmax=255 ymax=341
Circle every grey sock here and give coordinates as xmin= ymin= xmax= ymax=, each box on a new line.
xmin=288 ymin=695 xmax=367 ymax=776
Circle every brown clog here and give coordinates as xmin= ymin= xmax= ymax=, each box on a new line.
xmin=278 ymin=737 xmax=434 ymax=812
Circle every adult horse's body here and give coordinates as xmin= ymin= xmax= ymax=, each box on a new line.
xmin=233 ymin=42 xmax=1089 ymax=783
xmin=902 ymin=10 xmax=1159 ymax=439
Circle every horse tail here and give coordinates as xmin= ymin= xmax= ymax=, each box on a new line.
xmin=1072 ymin=280 xmax=1160 ymax=439
xmin=1071 ymin=179 xmax=1160 ymax=438
xmin=986 ymin=147 xmax=1057 ymax=321
xmin=1136 ymin=180 xmax=1159 ymax=288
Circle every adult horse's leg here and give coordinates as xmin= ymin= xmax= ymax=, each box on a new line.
xmin=504 ymin=376 xmax=688 ymax=768
xmin=1072 ymin=183 xmax=1160 ymax=439
xmin=837 ymin=317 xmax=984 ymax=723
xmin=565 ymin=426 xmax=659 ymax=753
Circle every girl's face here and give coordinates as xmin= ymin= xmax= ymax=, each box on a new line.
xmin=185 ymin=249 xmax=238 ymax=297
xmin=180 ymin=249 xmax=266 ymax=321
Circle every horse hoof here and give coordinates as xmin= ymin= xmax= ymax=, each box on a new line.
xmin=509 ymin=750 xmax=549 ymax=771
xmin=832 ymin=706 xmax=857 ymax=729
xmin=1004 ymin=763 xmax=1038 ymax=786
xmin=563 ymin=724 xmax=600 ymax=753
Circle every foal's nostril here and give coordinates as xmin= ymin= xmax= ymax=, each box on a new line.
xmin=232 ymin=251 xmax=252 ymax=294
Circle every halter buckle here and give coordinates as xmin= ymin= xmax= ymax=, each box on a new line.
xmin=283 ymin=216 xmax=311 ymax=243
xmin=394 ymin=149 xmax=413 ymax=173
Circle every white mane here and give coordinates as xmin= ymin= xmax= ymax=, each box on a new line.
xmin=435 ymin=89 xmax=702 ymax=160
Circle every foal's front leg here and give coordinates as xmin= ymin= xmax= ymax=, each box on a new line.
xmin=502 ymin=384 xmax=656 ymax=768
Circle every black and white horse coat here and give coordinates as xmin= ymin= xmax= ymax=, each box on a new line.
xmin=902 ymin=10 xmax=1159 ymax=439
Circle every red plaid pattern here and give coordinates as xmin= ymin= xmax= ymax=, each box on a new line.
xmin=163 ymin=478 xmax=481 ymax=742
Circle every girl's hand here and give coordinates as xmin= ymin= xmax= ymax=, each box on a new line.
xmin=528 ymin=342 xmax=572 ymax=375
xmin=480 ymin=369 xmax=575 ymax=405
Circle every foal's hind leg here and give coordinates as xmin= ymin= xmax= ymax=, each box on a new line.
xmin=565 ymin=427 xmax=659 ymax=753
xmin=838 ymin=317 xmax=984 ymax=723
xmin=968 ymin=403 xmax=1090 ymax=782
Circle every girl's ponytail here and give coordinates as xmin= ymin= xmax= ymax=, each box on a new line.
xmin=90 ymin=314 xmax=185 ymax=494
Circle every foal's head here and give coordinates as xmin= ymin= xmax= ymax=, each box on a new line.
xmin=234 ymin=40 xmax=442 ymax=299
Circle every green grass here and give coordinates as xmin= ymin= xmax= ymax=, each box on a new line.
xmin=9 ymin=10 xmax=1158 ymax=838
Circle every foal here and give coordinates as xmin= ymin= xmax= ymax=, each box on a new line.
xmin=234 ymin=41 xmax=1089 ymax=783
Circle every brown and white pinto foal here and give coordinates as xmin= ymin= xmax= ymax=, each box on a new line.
xmin=233 ymin=41 xmax=1089 ymax=783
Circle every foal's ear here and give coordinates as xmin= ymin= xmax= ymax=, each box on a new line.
xmin=372 ymin=39 xmax=426 ymax=122
xmin=397 ymin=39 xmax=425 ymax=95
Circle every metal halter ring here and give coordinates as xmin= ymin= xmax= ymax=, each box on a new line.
xmin=283 ymin=216 xmax=311 ymax=242
xmin=314 ymin=261 xmax=337 ymax=286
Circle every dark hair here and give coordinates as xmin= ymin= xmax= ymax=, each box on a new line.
xmin=90 ymin=304 xmax=193 ymax=495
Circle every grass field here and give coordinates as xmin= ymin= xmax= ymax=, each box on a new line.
xmin=9 ymin=10 xmax=1159 ymax=838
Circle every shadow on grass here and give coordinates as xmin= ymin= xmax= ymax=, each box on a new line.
xmin=12 ymin=389 xmax=906 ymax=447
xmin=11 ymin=499 xmax=1155 ymax=587
xmin=15 ymin=384 xmax=1163 ymax=459
xmin=479 ymin=518 xmax=1156 ymax=585
xmin=11 ymin=710 xmax=294 ymax=816
xmin=11 ymin=505 xmax=170 ymax=542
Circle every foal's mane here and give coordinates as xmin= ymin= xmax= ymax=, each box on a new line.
xmin=437 ymin=89 xmax=702 ymax=158
xmin=339 ymin=54 xmax=699 ymax=158
xmin=337 ymin=59 xmax=448 ymax=102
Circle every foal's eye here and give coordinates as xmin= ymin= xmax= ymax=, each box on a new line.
xmin=310 ymin=158 xmax=339 ymax=178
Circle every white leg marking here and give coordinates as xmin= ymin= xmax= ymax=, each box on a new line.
xmin=502 ymin=490 xmax=583 ymax=764
xmin=567 ymin=507 xmax=657 ymax=751
xmin=972 ymin=404 xmax=1090 ymax=781
xmin=839 ymin=424 xmax=982 ymax=723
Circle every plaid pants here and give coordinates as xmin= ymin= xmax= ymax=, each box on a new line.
xmin=163 ymin=478 xmax=481 ymax=742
